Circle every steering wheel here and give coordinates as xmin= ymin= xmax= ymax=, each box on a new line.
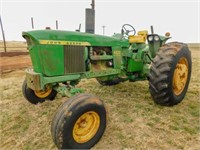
xmin=121 ymin=24 xmax=136 ymax=37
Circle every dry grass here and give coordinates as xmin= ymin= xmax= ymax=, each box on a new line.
xmin=0 ymin=46 xmax=199 ymax=150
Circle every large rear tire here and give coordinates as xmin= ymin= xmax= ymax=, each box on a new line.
xmin=22 ymin=80 xmax=57 ymax=104
xmin=149 ymin=42 xmax=192 ymax=106
xmin=51 ymin=94 xmax=107 ymax=149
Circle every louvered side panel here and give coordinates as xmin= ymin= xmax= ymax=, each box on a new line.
xmin=64 ymin=46 xmax=85 ymax=74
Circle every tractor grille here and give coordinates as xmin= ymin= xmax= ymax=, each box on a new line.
xmin=64 ymin=45 xmax=85 ymax=74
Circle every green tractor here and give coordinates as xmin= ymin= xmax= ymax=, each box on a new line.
xmin=22 ymin=24 xmax=191 ymax=149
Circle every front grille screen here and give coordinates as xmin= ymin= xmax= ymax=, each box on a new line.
xmin=64 ymin=45 xmax=85 ymax=74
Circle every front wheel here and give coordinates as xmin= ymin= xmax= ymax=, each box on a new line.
xmin=149 ymin=42 xmax=192 ymax=106
xmin=22 ymin=80 xmax=57 ymax=104
xmin=51 ymin=94 xmax=107 ymax=149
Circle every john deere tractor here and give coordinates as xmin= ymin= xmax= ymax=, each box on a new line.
xmin=22 ymin=24 xmax=191 ymax=149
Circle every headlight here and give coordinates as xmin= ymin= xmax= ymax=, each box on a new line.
xmin=154 ymin=35 xmax=160 ymax=41
xmin=148 ymin=36 xmax=154 ymax=41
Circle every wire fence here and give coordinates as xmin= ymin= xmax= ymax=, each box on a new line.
xmin=0 ymin=41 xmax=28 ymax=53
xmin=0 ymin=41 xmax=29 ymax=56
xmin=0 ymin=47 xmax=28 ymax=51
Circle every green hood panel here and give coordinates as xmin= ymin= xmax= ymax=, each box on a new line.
xmin=22 ymin=30 xmax=129 ymax=47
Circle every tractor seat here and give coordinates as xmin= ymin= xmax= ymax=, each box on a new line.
xmin=129 ymin=30 xmax=148 ymax=43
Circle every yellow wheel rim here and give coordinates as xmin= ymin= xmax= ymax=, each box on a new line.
xmin=173 ymin=57 xmax=189 ymax=95
xmin=73 ymin=111 xmax=100 ymax=143
xmin=34 ymin=86 xmax=52 ymax=98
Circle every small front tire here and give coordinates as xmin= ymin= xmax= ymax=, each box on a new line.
xmin=22 ymin=80 xmax=57 ymax=104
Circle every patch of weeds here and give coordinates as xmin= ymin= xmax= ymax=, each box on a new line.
xmin=116 ymin=131 xmax=125 ymax=140
xmin=122 ymin=116 xmax=134 ymax=123
xmin=42 ymin=111 xmax=48 ymax=116
xmin=146 ymin=122 xmax=154 ymax=127
xmin=169 ymin=125 xmax=181 ymax=131
xmin=11 ymin=123 xmax=21 ymax=130
xmin=167 ymin=139 xmax=174 ymax=145
xmin=116 ymin=132 xmax=128 ymax=147
xmin=22 ymin=123 xmax=29 ymax=132
xmin=23 ymin=142 xmax=32 ymax=150
xmin=151 ymin=116 xmax=161 ymax=123
xmin=190 ymin=108 xmax=199 ymax=117
xmin=135 ymin=103 xmax=144 ymax=109
xmin=1 ymin=113 xmax=11 ymax=127
xmin=183 ymin=126 xmax=198 ymax=135
xmin=144 ymin=106 xmax=153 ymax=112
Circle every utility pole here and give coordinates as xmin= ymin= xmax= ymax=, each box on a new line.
xmin=0 ymin=15 xmax=7 ymax=52
xmin=102 ymin=25 xmax=106 ymax=35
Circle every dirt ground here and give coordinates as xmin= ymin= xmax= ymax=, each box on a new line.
xmin=0 ymin=55 xmax=32 ymax=74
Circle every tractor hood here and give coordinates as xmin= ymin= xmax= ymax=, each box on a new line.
xmin=22 ymin=30 xmax=129 ymax=47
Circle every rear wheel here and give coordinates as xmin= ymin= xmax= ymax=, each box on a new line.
xmin=149 ymin=42 xmax=192 ymax=106
xmin=22 ymin=80 xmax=57 ymax=104
xmin=51 ymin=94 xmax=107 ymax=149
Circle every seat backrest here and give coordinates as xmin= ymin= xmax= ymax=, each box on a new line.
xmin=129 ymin=30 xmax=148 ymax=43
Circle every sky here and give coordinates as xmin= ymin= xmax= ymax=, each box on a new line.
xmin=0 ymin=0 xmax=199 ymax=43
